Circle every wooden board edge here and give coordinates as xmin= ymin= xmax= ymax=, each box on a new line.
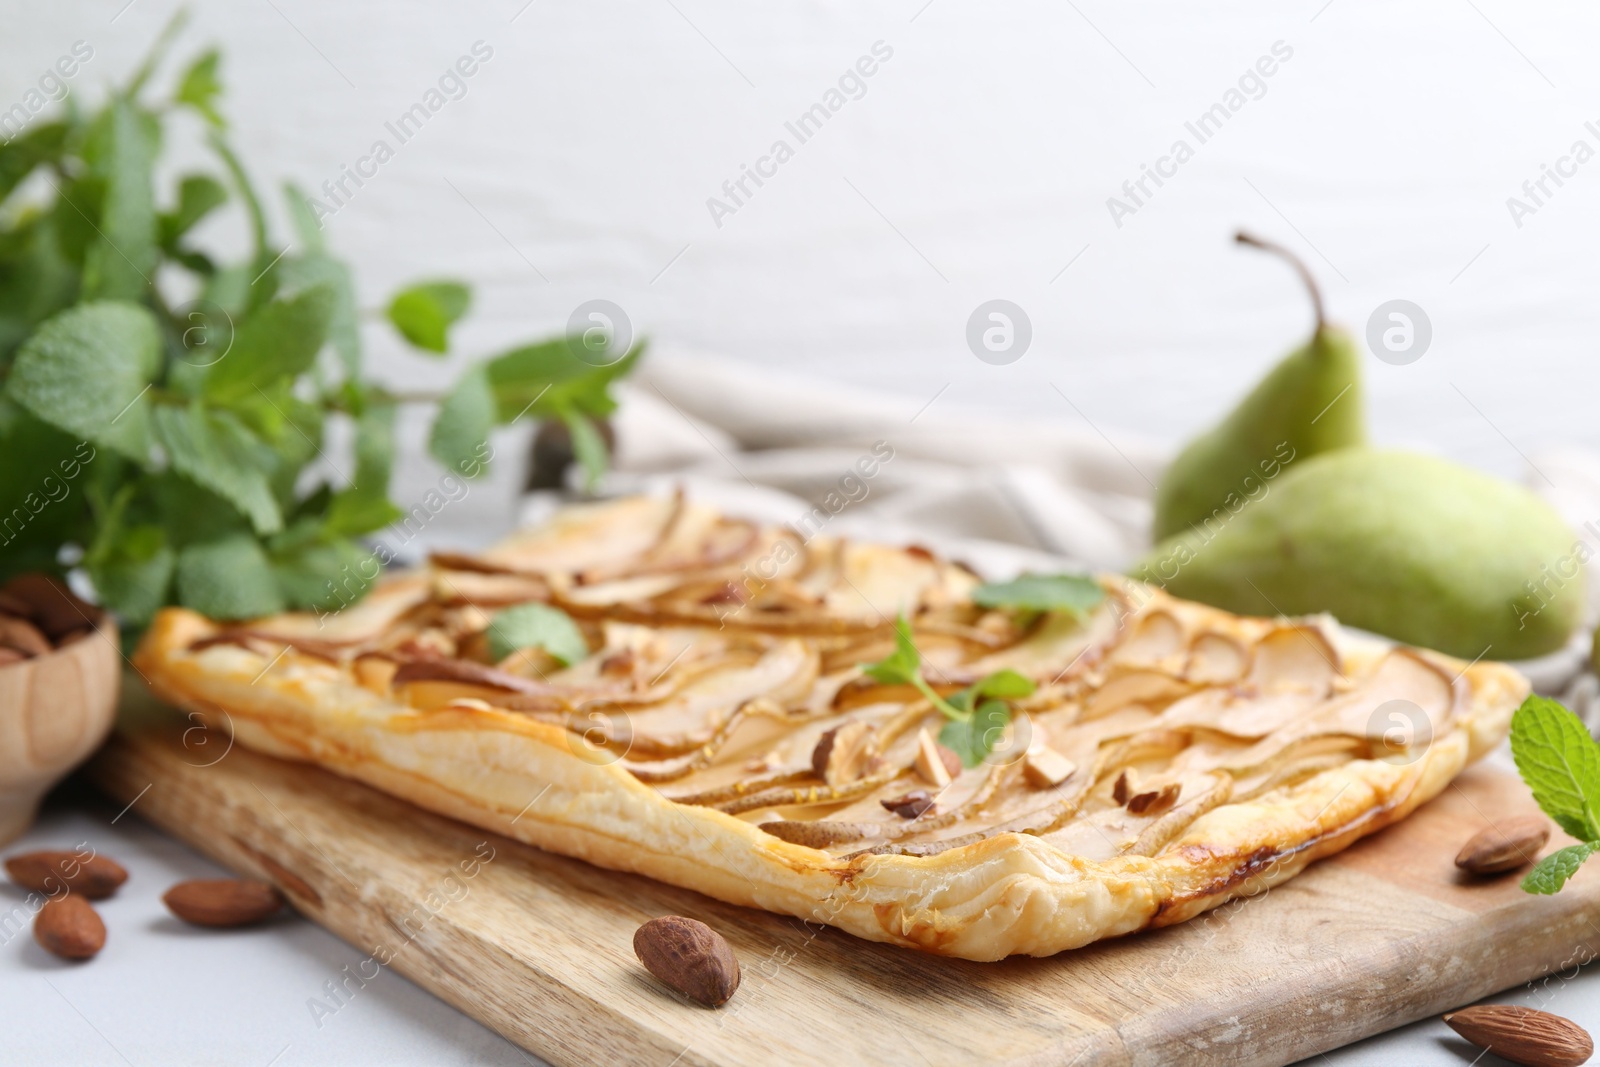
xmin=85 ymin=730 xmax=711 ymax=1067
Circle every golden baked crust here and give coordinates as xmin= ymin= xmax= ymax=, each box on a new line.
xmin=133 ymin=495 xmax=1527 ymax=960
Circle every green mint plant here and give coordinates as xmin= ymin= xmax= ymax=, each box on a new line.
xmin=862 ymin=616 xmax=1036 ymax=767
xmin=0 ymin=17 xmax=638 ymax=626
xmin=1510 ymin=694 xmax=1600 ymax=894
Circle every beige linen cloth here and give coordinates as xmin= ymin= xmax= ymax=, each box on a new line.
xmin=545 ymin=349 xmax=1598 ymax=708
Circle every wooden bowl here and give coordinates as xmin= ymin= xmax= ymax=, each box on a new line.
xmin=0 ymin=623 xmax=121 ymax=845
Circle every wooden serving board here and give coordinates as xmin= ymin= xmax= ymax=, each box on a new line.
xmin=88 ymin=690 xmax=1600 ymax=1067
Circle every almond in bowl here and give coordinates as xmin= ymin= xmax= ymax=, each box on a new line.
xmin=0 ymin=575 xmax=120 ymax=845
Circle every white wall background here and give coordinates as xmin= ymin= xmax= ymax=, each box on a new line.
xmin=10 ymin=0 xmax=1600 ymax=491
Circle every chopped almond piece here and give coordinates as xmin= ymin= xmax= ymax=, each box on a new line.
xmin=880 ymin=790 xmax=937 ymax=819
xmin=914 ymin=729 xmax=952 ymax=788
xmin=1112 ymin=770 xmax=1134 ymax=806
xmin=1127 ymin=782 xmax=1181 ymax=816
xmin=352 ymin=655 xmax=398 ymax=695
xmin=938 ymin=742 xmax=962 ymax=779
xmin=811 ymin=722 xmax=875 ymax=786
xmin=1023 ymin=744 xmax=1076 ymax=788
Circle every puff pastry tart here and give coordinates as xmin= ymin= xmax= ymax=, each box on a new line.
xmin=135 ymin=495 xmax=1527 ymax=960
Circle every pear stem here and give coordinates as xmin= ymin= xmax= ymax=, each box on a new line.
xmin=1235 ymin=230 xmax=1326 ymax=334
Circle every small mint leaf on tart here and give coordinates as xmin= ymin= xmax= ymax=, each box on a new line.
xmin=972 ymin=573 xmax=1105 ymax=618
xmin=862 ymin=617 xmax=1036 ymax=767
xmin=939 ymin=699 xmax=1011 ymax=769
xmin=487 ymin=602 xmax=588 ymax=666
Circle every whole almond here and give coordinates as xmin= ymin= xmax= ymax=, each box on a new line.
xmin=6 ymin=850 xmax=128 ymax=900
xmin=0 ymin=589 xmax=31 ymax=618
xmin=35 ymin=896 xmax=105 ymax=960
xmin=634 ymin=916 xmax=740 ymax=1007
xmin=1456 ymin=816 xmax=1552 ymax=875
xmin=0 ymin=615 xmax=50 ymax=657
xmin=1443 ymin=1004 xmax=1592 ymax=1067
xmin=163 ymin=879 xmax=285 ymax=927
xmin=2 ymin=574 xmax=99 ymax=640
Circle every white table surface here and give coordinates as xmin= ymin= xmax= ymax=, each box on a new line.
xmin=1 ymin=788 xmax=534 ymax=1067
xmin=1 ymin=756 xmax=1593 ymax=1067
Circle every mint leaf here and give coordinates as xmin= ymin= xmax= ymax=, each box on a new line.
xmin=6 ymin=301 xmax=161 ymax=460
xmin=272 ymin=537 xmax=373 ymax=612
xmin=0 ymin=403 xmax=91 ymax=562
xmin=282 ymin=183 xmax=325 ymax=252
xmin=0 ymin=210 xmax=76 ymax=358
xmin=276 ymin=248 xmax=359 ymax=375
xmin=154 ymin=403 xmax=282 ymax=535
xmin=203 ymin=284 xmax=334 ymax=404
xmin=0 ymin=122 xmax=68 ymax=205
xmin=483 ymin=337 xmax=634 ymax=420
xmin=86 ymin=522 xmax=175 ymax=626
xmin=207 ymin=132 xmax=268 ymax=260
xmin=147 ymin=469 xmax=252 ymax=549
xmin=561 ymin=410 xmax=610 ymax=489
xmin=429 ymin=364 xmax=495 ymax=476
xmin=546 ymin=341 xmax=645 ymax=418
xmin=175 ymin=535 xmax=285 ymax=620
xmin=327 ymin=400 xmax=400 ymax=535
xmin=1511 ymin=694 xmax=1600 ymax=843
xmin=387 ymin=281 xmax=470 ymax=354
xmin=348 ymin=399 xmax=396 ymax=494
xmin=937 ymin=672 xmax=1030 ymax=767
xmin=176 ymin=49 xmax=224 ymax=127
xmin=1523 ymin=842 xmax=1599 ymax=895
xmin=972 ymin=573 xmax=1105 ymax=617
xmin=483 ymin=338 xmax=593 ymax=415
xmin=433 ymin=338 xmax=642 ymax=484
xmin=862 ymin=616 xmax=921 ymax=687
xmin=860 ymin=617 xmax=1021 ymax=755
xmin=200 ymin=261 xmax=253 ymax=321
xmin=229 ymin=385 xmax=323 ymax=500
xmin=81 ymin=99 xmax=158 ymax=303
xmin=159 ymin=174 xmax=228 ymax=248
xmin=487 ymin=603 xmax=588 ymax=665
xmin=940 ymin=700 xmax=1010 ymax=768
xmin=972 ymin=668 xmax=1036 ymax=701
xmin=126 ymin=8 xmax=190 ymax=97
xmin=324 ymin=493 xmax=401 ymax=539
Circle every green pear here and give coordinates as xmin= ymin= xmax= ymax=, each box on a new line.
xmin=1136 ymin=450 xmax=1583 ymax=660
xmin=1152 ymin=233 xmax=1365 ymax=542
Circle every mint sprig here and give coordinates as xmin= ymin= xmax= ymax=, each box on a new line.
xmin=861 ymin=616 xmax=1035 ymax=767
xmin=1510 ymin=694 xmax=1600 ymax=894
